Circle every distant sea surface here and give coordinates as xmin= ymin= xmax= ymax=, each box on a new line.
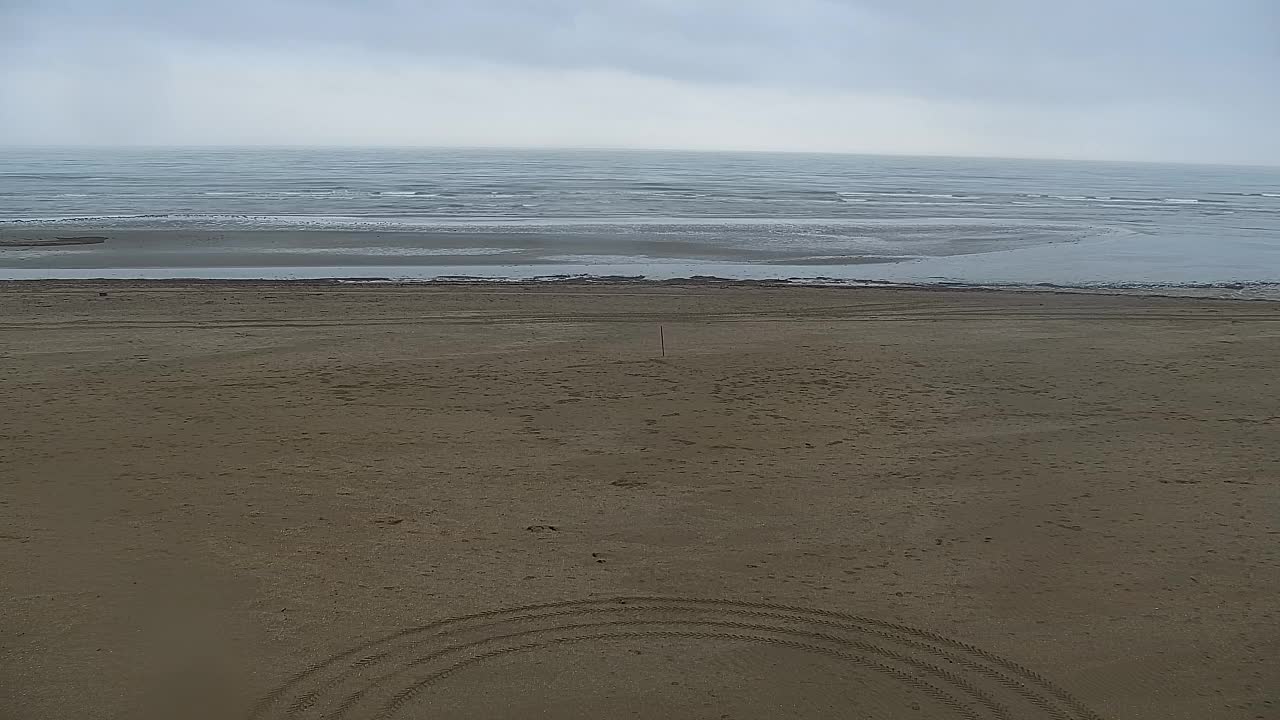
xmin=2 ymin=148 xmax=1278 ymax=295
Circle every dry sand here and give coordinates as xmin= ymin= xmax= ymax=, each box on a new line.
xmin=1 ymin=281 xmax=1277 ymax=720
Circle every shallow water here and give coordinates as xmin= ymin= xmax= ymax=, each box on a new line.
xmin=2 ymin=148 xmax=1278 ymax=293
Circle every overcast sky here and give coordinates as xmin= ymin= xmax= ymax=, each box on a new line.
xmin=2 ymin=0 xmax=1277 ymax=164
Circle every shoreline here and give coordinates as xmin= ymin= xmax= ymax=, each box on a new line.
xmin=4 ymin=274 xmax=1279 ymax=302
xmin=5 ymin=219 xmax=1279 ymax=299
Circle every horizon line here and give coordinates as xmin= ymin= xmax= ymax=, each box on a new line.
xmin=1 ymin=144 xmax=1277 ymax=170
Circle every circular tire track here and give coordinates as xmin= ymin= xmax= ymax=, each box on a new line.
xmin=251 ymin=597 xmax=1103 ymax=720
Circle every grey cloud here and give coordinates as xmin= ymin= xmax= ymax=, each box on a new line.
xmin=10 ymin=0 xmax=1278 ymax=102
xmin=2 ymin=0 xmax=1277 ymax=162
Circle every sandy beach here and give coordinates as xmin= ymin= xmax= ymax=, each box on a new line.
xmin=1 ymin=281 xmax=1277 ymax=720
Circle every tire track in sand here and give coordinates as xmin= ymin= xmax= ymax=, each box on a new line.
xmin=250 ymin=597 xmax=1103 ymax=720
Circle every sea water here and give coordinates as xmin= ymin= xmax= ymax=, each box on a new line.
xmin=2 ymin=147 xmax=1277 ymax=294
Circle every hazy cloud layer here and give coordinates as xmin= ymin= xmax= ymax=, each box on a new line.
xmin=3 ymin=0 xmax=1277 ymax=163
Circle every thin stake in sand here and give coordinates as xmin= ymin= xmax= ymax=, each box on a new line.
xmin=660 ymin=325 xmax=666 ymax=358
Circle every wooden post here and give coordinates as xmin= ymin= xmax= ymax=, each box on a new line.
xmin=660 ymin=325 xmax=666 ymax=358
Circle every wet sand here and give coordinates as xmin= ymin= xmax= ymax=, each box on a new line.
xmin=0 ymin=227 xmax=922 ymax=271
xmin=1 ymin=281 xmax=1277 ymax=719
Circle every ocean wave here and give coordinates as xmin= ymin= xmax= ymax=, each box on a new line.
xmin=0 ymin=214 xmax=1100 ymax=229
xmin=834 ymin=191 xmax=1222 ymax=207
xmin=855 ymin=200 xmax=1009 ymax=208
xmin=0 ymin=173 xmax=105 ymax=181
xmin=255 ymin=247 xmax=522 ymax=257
xmin=1042 ymin=194 xmax=1208 ymax=205
xmin=540 ymin=254 xmax=719 ymax=264
xmin=838 ymin=191 xmax=979 ymax=200
xmin=0 ymin=214 xmax=169 ymax=223
xmin=199 ymin=190 xmax=363 ymax=198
